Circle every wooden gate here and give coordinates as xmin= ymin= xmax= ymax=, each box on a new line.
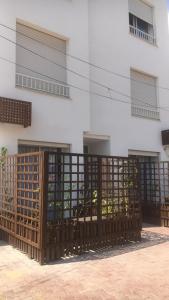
xmin=140 ymin=161 xmax=169 ymax=226
xmin=0 ymin=152 xmax=44 ymax=262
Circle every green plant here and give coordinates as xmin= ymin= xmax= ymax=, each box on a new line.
xmin=92 ymin=190 xmax=97 ymax=204
xmin=91 ymin=189 xmax=117 ymax=216
xmin=0 ymin=147 xmax=13 ymax=212
xmin=119 ymin=161 xmax=138 ymax=215
xmin=0 ymin=147 xmax=8 ymax=169
xmin=102 ymin=198 xmax=114 ymax=215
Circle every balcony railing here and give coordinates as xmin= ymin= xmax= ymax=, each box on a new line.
xmin=129 ymin=25 xmax=156 ymax=45
xmin=16 ymin=73 xmax=70 ymax=98
xmin=0 ymin=97 xmax=31 ymax=127
xmin=131 ymin=105 xmax=160 ymax=120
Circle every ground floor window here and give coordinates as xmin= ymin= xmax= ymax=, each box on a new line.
xmin=18 ymin=140 xmax=70 ymax=154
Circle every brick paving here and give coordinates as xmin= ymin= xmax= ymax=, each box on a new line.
xmin=1 ymin=225 xmax=169 ymax=299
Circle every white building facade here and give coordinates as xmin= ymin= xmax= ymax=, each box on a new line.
xmin=0 ymin=0 xmax=169 ymax=161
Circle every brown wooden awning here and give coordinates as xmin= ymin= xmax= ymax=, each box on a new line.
xmin=0 ymin=97 xmax=31 ymax=128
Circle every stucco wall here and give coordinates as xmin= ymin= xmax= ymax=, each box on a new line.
xmin=0 ymin=0 xmax=90 ymax=154
xmin=89 ymin=0 xmax=169 ymax=160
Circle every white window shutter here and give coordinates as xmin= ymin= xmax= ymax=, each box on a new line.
xmin=129 ymin=0 xmax=153 ymax=24
xmin=131 ymin=70 xmax=157 ymax=109
xmin=131 ymin=70 xmax=159 ymax=120
xmin=16 ymin=22 xmax=67 ymax=83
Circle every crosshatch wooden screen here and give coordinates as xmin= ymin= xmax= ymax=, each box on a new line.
xmin=139 ymin=161 xmax=169 ymax=225
xmin=7 ymin=152 xmax=169 ymax=263
xmin=43 ymin=152 xmax=141 ymax=262
xmin=45 ymin=153 xmax=140 ymax=221
xmin=0 ymin=152 xmax=44 ymax=262
xmin=0 ymin=155 xmax=16 ymax=233
xmin=0 ymin=97 xmax=31 ymax=128
xmin=16 ymin=153 xmax=43 ymax=247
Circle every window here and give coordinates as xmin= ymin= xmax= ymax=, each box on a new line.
xmin=16 ymin=22 xmax=69 ymax=97
xmin=128 ymin=0 xmax=155 ymax=44
xmin=130 ymin=69 xmax=159 ymax=120
xmin=18 ymin=140 xmax=70 ymax=153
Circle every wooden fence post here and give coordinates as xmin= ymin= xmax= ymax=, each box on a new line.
xmin=39 ymin=151 xmax=48 ymax=264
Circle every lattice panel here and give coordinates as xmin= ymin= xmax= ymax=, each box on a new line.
xmin=139 ymin=162 xmax=161 ymax=224
xmin=159 ymin=162 xmax=169 ymax=204
xmin=46 ymin=154 xmax=140 ymax=222
xmin=140 ymin=162 xmax=169 ymax=205
xmin=139 ymin=161 xmax=169 ymax=225
xmin=0 ymin=97 xmax=31 ymax=127
xmin=16 ymin=153 xmax=43 ymax=247
xmin=0 ymin=152 xmax=142 ymax=263
xmin=140 ymin=162 xmax=161 ymax=205
xmin=44 ymin=153 xmax=141 ymax=262
xmin=101 ymin=157 xmax=139 ymax=218
xmin=0 ymin=156 xmax=16 ymax=233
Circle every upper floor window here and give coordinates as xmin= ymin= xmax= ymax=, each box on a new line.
xmin=16 ymin=22 xmax=69 ymax=98
xmin=128 ymin=0 xmax=156 ymax=45
xmin=131 ymin=69 xmax=159 ymax=120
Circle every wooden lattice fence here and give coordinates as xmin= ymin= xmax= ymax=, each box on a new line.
xmin=42 ymin=153 xmax=141 ymax=263
xmin=0 ymin=152 xmax=44 ymax=262
xmin=140 ymin=161 xmax=169 ymax=225
xmin=0 ymin=152 xmax=142 ymax=263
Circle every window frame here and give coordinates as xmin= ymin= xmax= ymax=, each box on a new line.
xmin=15 ymin=19 xmax=69 ymax=98
xmin=130 ymin=68 xmax=160 ymax=121
xmin=128 ymin=0 xmax=156 ymax=45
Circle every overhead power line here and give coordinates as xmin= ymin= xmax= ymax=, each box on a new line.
xmin=0 ymin=22 xmax=169 ymax=92
xmin=0 ymin=30 xmax=166 ymax=111
xmin=0 ymin=55 xmax=132 ymax=105
xmin=1 ymin=54 xmax=169 ymax=114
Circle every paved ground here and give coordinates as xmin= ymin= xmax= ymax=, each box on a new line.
xmin=1 ymin=225 xmax=169 ymax=300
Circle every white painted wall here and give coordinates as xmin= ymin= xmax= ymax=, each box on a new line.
xmin=0 ymin=0 xmax=90 ymax=154
xmin=0 ymin=0 xmax=169 ymax=161
xmin=89 ymin=0 xmax=169 ymax=160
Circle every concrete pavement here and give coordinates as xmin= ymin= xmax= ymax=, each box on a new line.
xmin=0 ymin=226 xmax=169 ymax=299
